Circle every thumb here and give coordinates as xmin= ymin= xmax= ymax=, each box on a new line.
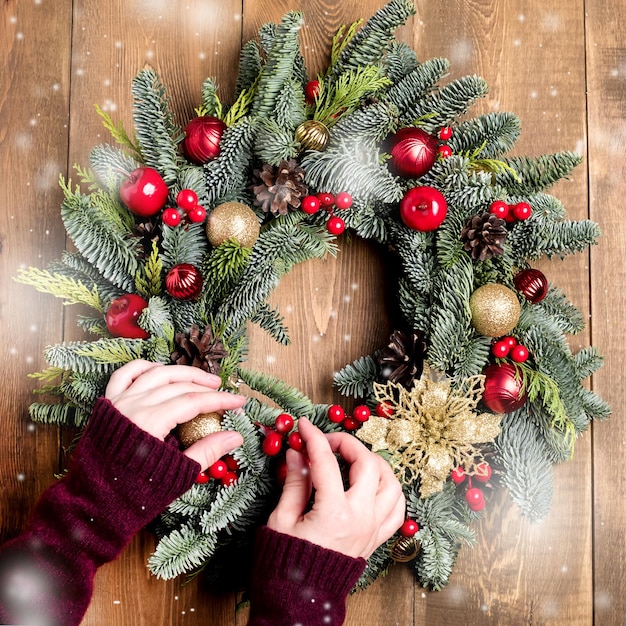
xmin=272 ymin=449 xmax=312 ymax=523
xmin=184 ymin=430 xmax=244 ymax=470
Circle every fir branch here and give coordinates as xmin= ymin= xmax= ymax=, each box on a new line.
xmin=450 ymin=112 xmax=521 ymax=159
xmin=202 ymin=240 xmax=252 ymax=310
xmin=15 ymin=267 xmax=104 ymax=312
xmin=28 ymin=402 xmax=88 ymax=427
xmin=94 ymin=104 xmax=141 ymax=157
xmin=138 ymin=296 xmax=174 ymax=344
xmin=329 ymin=20 xmax=363 ymax=71
xmin=235 ymin=40 xmax=263 ymax=97
xmin=135 ymin=241 xmax=163 ymax=299
xmin=384 ymin=41 xmax=419 ymax=82
xmin=74 ymin=338 xmax=146 ymax=365
xmin=573 ymin=347 xmax=605 ymax=381
xmin=334 ymin=355 xmax=378 ymax=398
xmin=76 ymin=316 xmax=108 ymax=336
xmin=198 ymin=77 xmax=223 ymax=119
xmin=160 ymin=222 xmax=208 ymax=271
xmin=223 ymin=86 xmax=256 ymax=127
xmin=254 ymin=118 xmax=300 ymax=165
xmin=222 ymin=409 xmax=268 ymax=476
xmin=250 ymin=303 xmax=291 ymax=346
xmin=89 ymin=144 xmax=141 ymax=194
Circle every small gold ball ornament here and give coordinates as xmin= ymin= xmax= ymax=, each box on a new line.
xmin=177 ymin=412 xmax=223 ymax=448
xmin=206 ymin=202 xmax=260 ymax=248
xmin=391 ymin=536 xmax=421 ymax=563
xmin=295 ymin=120 xmax=330 ymax=151
xmin=469 ymin=283 xmax=521 ymax=337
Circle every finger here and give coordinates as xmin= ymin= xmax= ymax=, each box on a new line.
xmin=376 ymin=491 xmax=408 ymax=545
xmin=105 ymin=360 xmax=163 ymax=398
xmin=270 ymin=449 xmax=312 ymax=526
xmin=119 ymin=364 xmax=223 ymax=395
xmin=184 ymin=430 xmax=244 ymax=470
xmin=297 ymin=418 xmax=345 ymax=502
xmin=159 ymin=391 xmax=246 ymax=431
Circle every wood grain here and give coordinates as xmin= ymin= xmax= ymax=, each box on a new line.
xmin=0 ymin=0 xmax=623 ymax=624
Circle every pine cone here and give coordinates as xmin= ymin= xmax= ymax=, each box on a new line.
xmin=133 ymin=220 xmax=159 ymax=259
xmin=377 ymin=330 xmax=426 ymax=388
xmin=251 ymin=159 xmax=308 ymax=215
xmin=171 ymin=324 xmax=228 ymax=375
xmin=461 ymin=212 xmax=508 ymax=261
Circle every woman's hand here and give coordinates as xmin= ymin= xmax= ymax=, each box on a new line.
xmin=105 ymin=360 xmax=245 ymax=470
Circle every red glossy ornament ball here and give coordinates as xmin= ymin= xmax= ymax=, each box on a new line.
xmin=119 ymin=167 xmax=169 ymax=217
xmin=162 ymin=208 xmax=182 ymax=227
xmin=400 ymin=186 xmax=447 ymax=232
xmin=513 ymin=202 xmax=532 ymax=221
xmin=375 ymin=401 xmax=394 ymax=418
xmin=439 ymin=126 xmax=453 ymax=140
xmin=343 ymin=417 xmax=359 ymax=431
xmin=182 ymin=116 xmax=227 ymax=164
xmin=465 ymin=487 xmax=485 ymax=511
xmin=491 ymin=339 xmax=510 ymax=359
xmin=489 ymin=200 xmax=510 ymax=219
xmin=399 ymin=519 xmax=419 ymax=537
xmin=188 ymin=205 xmax=207 ymax=223
xmin=474 ymin=462 xmax=492 ymax=483
xmin=221 ymin=471 xmax=238 ymax=487
xmin=328 ymin=405 xmax=346 ymax=423
xmin=388 ymin=127 xmax=438 ymax=178
xmin=196 ymin=471 xmax=210 ymax=484
xmin=317 ymin=192 xmax=335 ymax=207
xmin=437 ymin=144 xmax=453 ymax=158
xmin=176 ymin=189 xmax=198 ymax=212
xmin=482 ymin=363 xmax=527 ymax=413
xmin=105 ymin=294 xmax=150 ymax=339
xmin=288 ymin=431 xmax=305 ymax=452
xmin=165 ymin=263 xmax=203 ymax=300
xmin=513 ymin=268 xmax=549 ymax=304
xmin=353 ymin=405 xmax=371 ymax=423
xmin=451 ymin=467 xmax=466 ymax=485
xmin=510 ymin=344 xmax=530 ymax=363
xmin=335 ymin=192 xmax=353 ymax=209
xmin=305 ymin=79 xmax=320 ymax=104
xmin=301 ymin=195 xmax=321 ymax=214
xmin=274 ymin=413 xmax=295 ymax=434
xmin=208 ymin=459 xmax=228 ymax=480
xmin=262 ymin=430 xmax=283 ymax=456
xmin=327 ymin=216 xmax=345 ymax=235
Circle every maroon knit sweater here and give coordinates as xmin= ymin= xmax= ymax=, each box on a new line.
xmin=0 ymin=398 xmax=365 ymax=626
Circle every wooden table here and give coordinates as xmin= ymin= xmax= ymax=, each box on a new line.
xmin=1 ymin=1 xmax=624 ymax=624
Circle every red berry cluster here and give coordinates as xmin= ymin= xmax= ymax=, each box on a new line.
xmin=301 ymin=192 xmax=353 ymax=235
xmin=489 ymin=200 xmax=532 ymax=224
xmin=328 ymin=403 xmax=371 ymax=431
xmin=304 ymin=80 xmax=320 ymax=105
xmin=196 ymin=453 xmax=241 ymax=487
xmin=437 ymin=126 xmax=453 ymax=159
xmin=261 ymin=413 xmax=304 ymax=457
xmin=450 ymin=463 xmax=492 ymax=512
xmin=399 ymin=518 xmax=420 ymax=537
xmin=491 ymin=335 xmax=529 ymax=363
xmin=162 ymin=189 xmax=207 ymax=227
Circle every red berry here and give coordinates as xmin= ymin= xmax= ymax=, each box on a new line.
xmin=287 ymin=431 xmax=305 ymax=452
xmin=221 ymin=471 xmax=238 ymax=487
xmin=513 ymin=202 xmax=532 ymax=220
xmin=491 ymin=340 xmax=510 ymax=359
xmin=439 ymin=126 xmax=453 ymax=140
xmin=375 ymin=401 xmax=394 ymax=418
xmin=343 ymin=417 xmax=359 ymax=431
xmin=328 ymin=405 xmax=346 ymax=423
xmin=352 ymin=405 xmax=371 ymax=423
xmin=437 ymin=145 xmax=453 ymax=158
xmin=504 ymin=209 xmax=517 ymax=223
xmin=400 ymin=186 xmax=447 ymax=232
xmin=223 ymin=454 xmax=239 ymax=471
xmin=317 ymin=192 xmax=335 ymax=207
xmin=503 ymin=336 xmax=518 ymax=349
xmin=162 ymin=207 xmax=182 ymax=227
xmin=275 ymin=412 xmax=295 ymax=434
xmin=510 ymin=344 xmax=529 ymax=363
xmin=465 ymin=487 xmax=485 ymax=511
xmin=399 ymin=519 xmax=419 ymax=537
xmin=474 ymin=462 xmax=492 ymax=483
xmin=188 ymin=205 xmax=207 ymax=223
xmin=305 ymin=79 xmax=320 ymax=104
xmin=262 ymin=430 xmax=283 ymax=456
xmin=335 ymin=192 xmax=353 ymax=210
xmin=451 ymin=466 xmax=466 ymax=484
xmin=301 ymin=195 xmax=321 ymax=215
xmin=208 ymin=459 xmax=228 ymax=480
xmin=327 ymin=216 xmax=345 ymax=235
xmin=176 ymin=189 xmax=199 ymax=211
xmin=196 ymin=471 xmax=209 ymax=484
xmin=489 ymin=200 xmax=509 ymax=219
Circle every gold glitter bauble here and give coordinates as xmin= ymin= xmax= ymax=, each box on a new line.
xmin=177 ymin=412 xmax=223 ymax=447
xmin=206 ymin=202 xmax=260 ymax=248
xmin=295 ymin=120 xmax=330 ymax=151
xmin=391 ymin=536 xmax=421 ymax=563
xmin=469 ymin=283 xmax=521 ymax=337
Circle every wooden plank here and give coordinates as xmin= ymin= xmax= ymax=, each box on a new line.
xmin=0 ymin=0 xmax=71 ymax=535
xmin=585 ymin=1 xmax=626 ymax=624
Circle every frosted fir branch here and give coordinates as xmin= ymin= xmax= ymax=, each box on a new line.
xmin=573 ymin=346 xmax=605 ymax=381
xmin=138 ymin=296 xmax=174 ymax=343
xmin=199 ymin=77 xmax=223 ymax=119
xmin=254 ymin=118 xmax=300 ymax=166
xmin=235 ymin=40 xmax=263 ymax=97
xmin=134 ymin=241 xmax=163 ymax=299
xmin=383 ymin=40 xmax=419 ymax=82
xmin=28 ymin=402 xmax=88 ymax=428
xmin=450 ymin=112 xmax=521 ymax=159
xmin=334 ymin=355 xmax=379 ymax=398
xmin=222 ymin=409 xmax=268 ymax=476
xmin=76 ymin=316 xmax=108 ymax=336
xmin=89 ymin=144 xmax=141 ymax=194
xmin=250 ymin=303 xmax=291 ymax=346
xmin=160 ymin=222 xmax=208 ymax=271
xmin=330 ymin=101 xmax=398 ymax=146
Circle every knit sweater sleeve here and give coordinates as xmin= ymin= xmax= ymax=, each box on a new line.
xmin=0 ymin=397 xmax=200 ymax=626
xmin=247 ymin=526 xmax=366 ymax=626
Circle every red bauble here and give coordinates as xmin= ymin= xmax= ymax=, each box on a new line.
xmin=208 ymin=459 xmax=228 ymax=480
xmin=465 ymin=487 xmax=486 ymax=511
xmin=400 ymin=186 xmax=447 ymax=231
xmin=162 ymin=208 xmax=182 ymax=227
xmin=353 ymin=405 xmax=371 ymax=423
xmin=327 ymin=216 xmax=345 ymax=235
xmin=262 ymin=430 xmax=283 ymax=456
xmin=328 ymin=405 xmax=346 ymax=423
xmin=182 ymin=116 xmax=227 ymax=164
xmin=451 ymin=467 xmax=466 ymax=484
xmin=274 ymin=412 xmax=295 ymax=434
xmin=474 ymin=462 xmax=492 ymax=483
xmin=105 ymin=294 xmax=150 ymax=339
xmin=301 ymin=195 xmax=321 ymax=214
xmin=165 ymin=263 xmax=203 ymax=300
xmin=514 ymin=268 xmax=549 ymax=304
xmin=176 ymin=189 xmax=199 ymax=211
xmin=119 ymin=167 xmax=169 ymax=217
xmin=288 ymin=431 xmax=305 ymax=451
xmin=388 ymin=127 xmax=438 ymax=178
xmin=482 ymin=363 xmax=527 ymax=413
xmin=399 ymin=519 xmax=419 ymax=537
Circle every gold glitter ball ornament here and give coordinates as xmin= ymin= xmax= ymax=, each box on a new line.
xmin=177 ymin=412 xmax=223 ymax=448
xmin=295 ymin=120 xmax=330 ymax=151
xmin=391 ymin=536 xmax=421 ymax=563
xmin=206 ymin=202 xmax=260 ymax=248
xmin=469 ymin=283 xmax=521 ymax=337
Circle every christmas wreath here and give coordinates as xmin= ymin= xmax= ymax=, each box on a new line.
xmin=18 ymin=0 xmax=610 ymax=591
